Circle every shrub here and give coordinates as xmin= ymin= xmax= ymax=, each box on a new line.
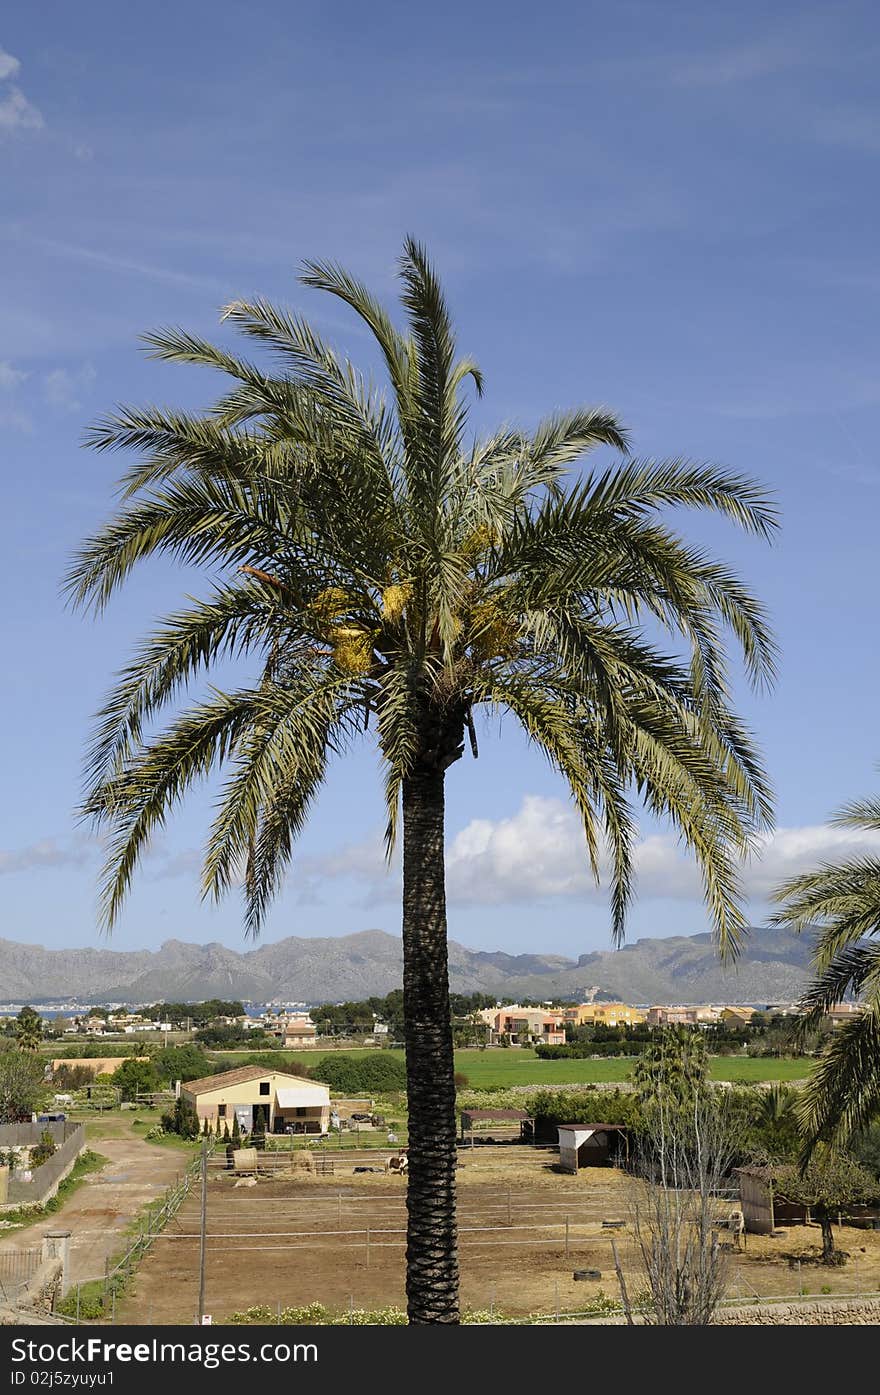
xmin=30 ymin=1129 xmax=57 ymax=1168
xmin=311 ymin=1052 xmax=407 ymax=1094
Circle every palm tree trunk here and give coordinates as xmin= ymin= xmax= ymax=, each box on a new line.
xmin=401 ymin=764 xmax=459 ymax=1324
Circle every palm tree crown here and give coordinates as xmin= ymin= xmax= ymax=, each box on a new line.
xmin=772 ymin=792 xmax=880 ymax=1154
xmin=68 ymin=238 xmax=776 ymax=953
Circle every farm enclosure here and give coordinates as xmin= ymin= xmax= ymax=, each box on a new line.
xmin=115 ymin=1145 xmax=880 ymax=1323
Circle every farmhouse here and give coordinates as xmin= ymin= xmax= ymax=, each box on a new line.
xmin=181 ymin=1066 xmax=331 ymax=1135
xmin=556 ymin=1124 xmax=630 ymax=1173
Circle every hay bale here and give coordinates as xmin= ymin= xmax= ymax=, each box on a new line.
xmin=233 ymin=1147 xmax=258 ymax=1174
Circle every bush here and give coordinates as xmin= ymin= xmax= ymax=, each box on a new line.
xmin=30 ymin=1129 xmax=58 ymax=1168
xmin=160 ymin=1097 xmax=200 ymax=1139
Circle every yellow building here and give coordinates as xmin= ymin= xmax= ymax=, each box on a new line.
xmin=720 ymin=1006 xmax=757 ymax=1029
xmin=181 ymin=1066 xmax=331 ymax=1136
xmin=562 ymin=1002 xmax=646 ymax=1028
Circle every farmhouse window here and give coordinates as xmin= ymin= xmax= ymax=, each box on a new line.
xmin=259 ymin=1082 xmax=270 ymax=1095
xmin=218 ymin=1104 xmax=226 ymax=1117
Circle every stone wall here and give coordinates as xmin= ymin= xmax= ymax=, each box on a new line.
xmin=712 ymin=1297 xmax=880 ymax=1325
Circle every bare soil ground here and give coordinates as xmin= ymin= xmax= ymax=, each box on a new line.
xmin=0 ymin=1124 xmax=184 ymax=1285
xmin=117 ymin=1145 xmax=880 ymax=1324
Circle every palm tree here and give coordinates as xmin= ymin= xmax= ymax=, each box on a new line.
xmin=772 ymin=793 xmax=880 ymax=1158
xmin=16 ymin=1007 xmax=43 ymax=1053
xmin=67 ymin=239 xmax=776 ymax=1323
xmin=757 ymin=1083 xmax=799 ymax=1128
xmin=631 ymin=1025 xmax=710 ymax=1109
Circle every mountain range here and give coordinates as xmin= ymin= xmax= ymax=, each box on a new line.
xmin=0 ymin=925 xmax=818 ymax=1006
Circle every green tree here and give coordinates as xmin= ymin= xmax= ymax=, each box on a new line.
xmin=771 ymin=791 xmax=880 ymax=1155
xmin=0 ymin=1049 xmax=47 ymax=1121
xmin=67 ymin=241 xmax=776 ymax=1322
xmin=773 ymin=1151 xmax=875 ymax=1264
xmin=171 ymin=1096 xmax=200 ymax=1140
xmin=16 ymin=1007 xmax=43 ymax=1053
xmin=112 ymin=1057 xmax=160 ymax=1102
xmin=151 ymin=1043 xmax=211 ymax=1084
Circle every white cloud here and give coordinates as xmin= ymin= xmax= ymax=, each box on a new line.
xmin=0 ymin=45 xmax=43 ymax=134
xmin=0 ymin=47 xmax=20 ymax=81
xmin=43 ymin=363 xmax=96 ymax=412
xmin=0 ymin=360 xmax=27 ymax=390
xmin=0 ymin=86 xmax=43 ymax=133
xmin=293 ymin=795 xmax=880 ymax=911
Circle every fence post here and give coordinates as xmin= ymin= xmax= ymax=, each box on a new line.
xmin=565 ymin=1217 xmax=570 ymax=1258
xmin=197 ymin=1138 xmax=208 ymax=1324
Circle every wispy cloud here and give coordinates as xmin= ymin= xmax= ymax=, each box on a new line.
xmin=35 ymin=237 xmax=226 ymax=294
xmin=43 ymin=363 xmax=96 ymax=413
xmin=0 ymin=358 xmax=31 ymax=430
xmin=0 ymin=834 xmax=94 ymax=876
xmin=0 ymin=46 xmax=19 ymax=81
xmin=814 ymin=107 xmax=880 ymax=153
xmin=0 ymin=360 xmax=27 ymax=390
xmin=667 ymin=36 xmax=818 ymax=88
xmin=0 ymin=45 xmax=43 ymax=135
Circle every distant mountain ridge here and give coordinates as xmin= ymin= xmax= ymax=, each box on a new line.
xmin=0 ymin=925 xmax=817 ymax=1005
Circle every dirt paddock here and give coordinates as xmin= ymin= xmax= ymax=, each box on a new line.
xmin=117 ymin=1147 xmax=880 ymax=1323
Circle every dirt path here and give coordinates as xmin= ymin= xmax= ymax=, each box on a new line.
xmin=0 ymin=1132 xmax=184 ymax=1284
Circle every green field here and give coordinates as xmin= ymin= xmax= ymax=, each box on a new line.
xmin=449 ymin=1050 xmax=812 ymax=1088
xmin=214 ymin=1046 xmax=813 ymax=1089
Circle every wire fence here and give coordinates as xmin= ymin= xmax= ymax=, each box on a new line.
xmin=95 ymin=1143 xmax=214 ymax=1320
xmin=0 ymin=1246 xmax=42 ymax=1304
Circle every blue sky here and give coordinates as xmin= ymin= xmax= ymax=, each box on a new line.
xmin=3 ymin=0 xmax=880 ymax=959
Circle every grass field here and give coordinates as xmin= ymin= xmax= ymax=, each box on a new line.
xmin=212 ymin=1046 xmax=813 ymax=1088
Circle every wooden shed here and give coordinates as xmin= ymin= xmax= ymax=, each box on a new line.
xmin=557 ymin=1124 xmax=629 ymax=1173
xmin=459 ymin=1108 xmax=532 ymax=1144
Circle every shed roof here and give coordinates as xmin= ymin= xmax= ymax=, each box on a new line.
xmin=461 ymin=1109 xmax=531 ymax=1122
xmin=557 ymin=1123 xmax=628 ymax=1133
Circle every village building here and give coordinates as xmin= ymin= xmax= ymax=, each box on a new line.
xmin=179 ymin=1066 xmax=331 ymax=1135
xmin=282 ymin=1019 xmax=319 ymax=1048
xmin=491 ymin=1007 xmax=566 ymax=1045
xmin=645 ymin=1005 xmax=721 ymax=1027
xmin=561 ymin=1002 xmax=647 ymax=1028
